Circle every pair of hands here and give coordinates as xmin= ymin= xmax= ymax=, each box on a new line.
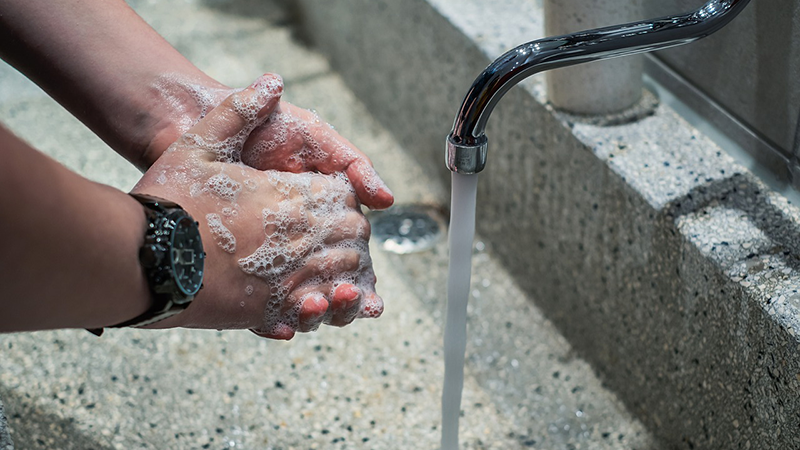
xmin=133 ymin=74 xmax=392 ymax=340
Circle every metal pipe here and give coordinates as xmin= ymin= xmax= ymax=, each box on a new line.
xmin=446 ymin=0 xmax=751 ymax=174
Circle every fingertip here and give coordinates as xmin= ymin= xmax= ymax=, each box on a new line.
xmin=346 ymin=161 xmax=394 ymax=210
xmin=359 ymin=292 xmax=384 ymax=319
xmin=370 ymin=188 xmax=395 ymax=210
xmin=187 ymin=74 xmax=283 ymax=147
xmin=321 ymin=284 xmax=361 ymax=327
xmin=299 ymin=293 xmax=329 ymax=332
xmin=251 ymin=73 xmax=284 ymax=119
xmin=249 ymin=325 xmax=295 ymax=341
xmin=354 ymin=183 xmax=394 ymax=210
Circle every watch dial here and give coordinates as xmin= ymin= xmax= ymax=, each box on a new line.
xmin=171 ymin=215 xmax=205 ymax=296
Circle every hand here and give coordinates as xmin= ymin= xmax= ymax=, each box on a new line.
xmin=240 ymin=101 xmax=394 ymax=210
xmin=143 ymin=75 xmax=394 ymax=210
xmin=133 ymin=74 xmax=384 ymax=340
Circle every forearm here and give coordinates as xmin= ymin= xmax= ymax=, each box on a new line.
xmin=0 ymin=0 xmax=225 ymax=169
xmin=0 ymin=125 xmax=151 ymax=332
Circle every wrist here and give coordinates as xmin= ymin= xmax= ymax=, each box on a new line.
xmin=80 ymin=185 xmax=154 ymax=330
xmin=136 ymin=74 xmax=232 ymax=169
xmin=90 ymin=194 xmax=205 ymax=334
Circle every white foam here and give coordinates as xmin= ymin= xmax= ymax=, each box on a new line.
xmin=205 ymin=172 xmax=242 ymax=202
xmin=236 ymin=170 xmax=379 ymax=334
xmin=156 ymin=171 xmax=168 ymax=185
xmin=244 ymin=179 xmax=258 ymax=191
xmin=149 ymin=74 xmax=242 ymax=139
xmin=206 ymin=213 xmax=236 ymax=254
xmin=189 ymin=182 xmax=204 ymax=197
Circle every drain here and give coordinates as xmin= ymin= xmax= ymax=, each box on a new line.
xmin=369 ymin=204 xmax=446 ymax=254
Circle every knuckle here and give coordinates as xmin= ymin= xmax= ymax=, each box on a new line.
xmin=354 ymin=213 xmax=371 ymax=240
xmin=339 ymin=250 xmax=361 ymax=271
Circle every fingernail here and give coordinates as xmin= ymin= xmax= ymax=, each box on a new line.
xmin=304 ymin=293 xmax=329 ymax=318
xmin=337 ymin=284 xmax=361 ymax=303
xmin=300 ymin=293 xmax=328 ymax=332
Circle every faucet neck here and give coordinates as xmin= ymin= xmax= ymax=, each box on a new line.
xmin=447 ymin=0 xmax=751 ymax=173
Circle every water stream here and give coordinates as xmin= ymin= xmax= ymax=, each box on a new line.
xmin=441 ymin=172 xmax=479 ymax=450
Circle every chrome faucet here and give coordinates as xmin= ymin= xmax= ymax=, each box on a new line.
xmin=446 ymin=0 xmax=751 ymax=174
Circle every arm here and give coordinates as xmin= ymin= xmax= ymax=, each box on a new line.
xmin=0 ymin=0 xmax=394 ymax=209
xmin=0 ymin=76 xmax=383 ymax=338
xmin=0 ymin=125 xmax=152 ymax=331
xmin=0 ymin=0 xmax=224 ymax=171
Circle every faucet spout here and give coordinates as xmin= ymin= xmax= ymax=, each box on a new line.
xmin=446 ymin=0 xmax=751 ymax=174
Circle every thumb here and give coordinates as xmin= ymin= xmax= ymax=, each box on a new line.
xmin=183 ymin=73 xmax=283 ymax=162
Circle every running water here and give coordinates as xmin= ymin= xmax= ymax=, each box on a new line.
xmin=441 ymin=172 xmax=479 ymax=450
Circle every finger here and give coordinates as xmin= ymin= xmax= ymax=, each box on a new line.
xmin=345 ymin=159 xmax=394 ymax=210
xmin=326 ymin=284 xmax=362 ymax=327
xmin=184 ymin=73 xmax=283 ymax=156
xmin=281 ymin=248 xmax=361 ymax=292
xmin=241 ymin=103 xmax=394 ymax=209
xmin=322 ymin=210 xmax=371 ymax=244
xmin=301 ymin=122 xmax=394 ymax=209
xmin=249 ymin=323 xmax=295 ymax=341
xmin=297 ymin=292 xmax=329 ymax=333
xmin=241 ymin=108 xmax=307 ymax=171
xmin=358 ymin=290 xmax=384 ymax=319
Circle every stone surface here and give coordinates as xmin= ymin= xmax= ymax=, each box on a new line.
xmin=296 ymin=0 xmax=800 ymax=447
xmin=0 ymin=0 xmax=654 ymax=448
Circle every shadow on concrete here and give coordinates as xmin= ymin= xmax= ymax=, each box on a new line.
xmin=664 ymin=170 xmax=800 ymax=270
xmin=198 ymin=0 xmax=317 ymax=49
xmin=0 ymin=388 xmax=114 ymax=450
xmin=198 ymin=0 xmax=292 ymax=24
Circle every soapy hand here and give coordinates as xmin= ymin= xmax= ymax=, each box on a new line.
xmin=143 ymin=75 xmax=393 ymax=210
xmin=133 ymin=74 xmax=383 ymax=339
xmin=239 ymin=101 xmax=394 ymax=210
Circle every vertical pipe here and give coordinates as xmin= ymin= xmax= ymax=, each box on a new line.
xmin=544 ymin=0 xmax=644 ymax=114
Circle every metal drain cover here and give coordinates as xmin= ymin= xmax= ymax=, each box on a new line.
xmin=369 ymin=204 xmax=446 ymax=254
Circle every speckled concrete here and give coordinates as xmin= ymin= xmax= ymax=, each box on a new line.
xmin=296 ymin=0 xmax=800 ymax=447
xmin=0 ymin=0 xmax=657 ymax=448
xmin=0 ymin=398 xmax=12 ymax=450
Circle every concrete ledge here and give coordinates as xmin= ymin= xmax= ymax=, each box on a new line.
xmin=295 ymin=0 xmax=800 ymax=447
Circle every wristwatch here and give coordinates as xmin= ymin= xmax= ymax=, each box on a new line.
xmin=87 ymin=194 xmax=205 ymax=336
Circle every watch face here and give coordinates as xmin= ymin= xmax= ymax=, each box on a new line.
xmin=170 ymin=215 xmax=205 ymax=297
